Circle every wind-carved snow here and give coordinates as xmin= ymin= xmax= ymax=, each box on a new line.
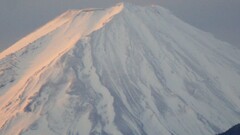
xmin=0 ymin=3 xmax=240 ymax=135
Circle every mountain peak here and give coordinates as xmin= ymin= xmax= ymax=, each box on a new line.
xmin=0 ymin=2 xmax=125 ymax=60
xmin=0 ymin=2 xmax=169 ymax=60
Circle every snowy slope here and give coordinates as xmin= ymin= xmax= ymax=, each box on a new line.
xmin=0 ymin=3 xmax=240 ymax=135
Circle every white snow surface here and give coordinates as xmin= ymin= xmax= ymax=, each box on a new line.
xmin=0 ymin=3 xmax=240 ymax=135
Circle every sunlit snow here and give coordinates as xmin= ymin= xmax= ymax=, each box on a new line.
xmin=0 ymin=3 xmax=240 ymax=135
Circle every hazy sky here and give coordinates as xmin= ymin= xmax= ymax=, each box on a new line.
xmin=0 ymin=0 xmax=240 ymax=51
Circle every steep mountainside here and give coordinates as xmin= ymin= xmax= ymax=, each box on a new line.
xmin=0 ymin=3 xmax=240 ymax=135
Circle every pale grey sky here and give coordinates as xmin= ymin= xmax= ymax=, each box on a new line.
xmin=0 ymin=0 xmax=239 ymax=51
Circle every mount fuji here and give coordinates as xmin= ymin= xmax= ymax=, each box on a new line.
xmin=0 ymin=3 xmax=240 ymax=135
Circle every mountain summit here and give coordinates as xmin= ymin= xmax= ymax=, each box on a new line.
xmin=0 ymin=3 xmax=240 ymax=135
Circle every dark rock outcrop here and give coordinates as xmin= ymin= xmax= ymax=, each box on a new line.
xmin=218 ymin=124 xmax=240 ymax=135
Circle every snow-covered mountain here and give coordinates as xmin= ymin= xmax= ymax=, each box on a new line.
xmin=0 ymin=3 xmax=240 ymax=135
